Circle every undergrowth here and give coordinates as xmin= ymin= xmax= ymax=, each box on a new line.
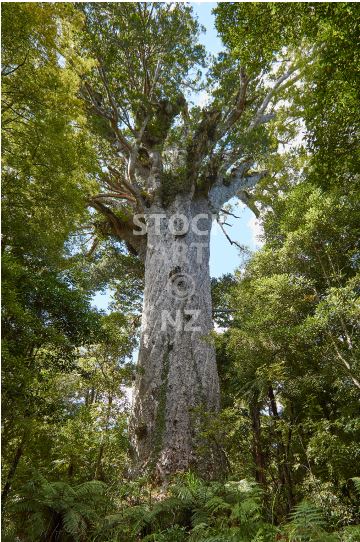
xmin=2 ymin=473 xmax=360 ymax=541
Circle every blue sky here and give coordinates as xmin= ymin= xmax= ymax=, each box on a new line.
xmin=92 ymin=2 xmax=260 ymax=310
xmin=193 ymin=3 xmax=223 ymax=56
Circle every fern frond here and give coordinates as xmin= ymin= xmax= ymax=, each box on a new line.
xmin=75 ymin=480 xmax=106 ymax=499
xmin=289 ymin=500 xmax=327 ymax=529
xmin=339 ymin=524 xmax=360 ymax=542
xmin=205 ymin=495 xmax=231 ymax=515
xmin=350 ymin=477 xmax=360 ymax=497
xmin=62 ymin=509 xmax=83 ymax=537
xmin=284 ymin=500 xmax=334 ymax=542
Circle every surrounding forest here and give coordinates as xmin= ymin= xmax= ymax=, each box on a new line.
xmin=1 ymin=2 xmax=360 ymax=541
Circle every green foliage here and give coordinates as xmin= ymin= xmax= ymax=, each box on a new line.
xmin=215 ymin=176 xmax=360 ymax=523
xmin=2 ymin=3 xmax=97 ymax=262
xmin=285 ymin=501 xmax=329 ymax=541
xmin=5 ymin=474 xmax=106 ymax=542
xmin=93 ymin=474 xmax=277 ymax=542
xmin=1 ymin=4 xmax=104 ymax=488
xmin=212 ymin=2 xmax=360 ymax=532
xmin=3 ymin=472 xmax=359 ymax=541
xmin=1 ymin=4 xmax=138 ymax=529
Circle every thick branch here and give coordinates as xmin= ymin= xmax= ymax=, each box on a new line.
xmin=92 ymin=192 xmax=137 ymax=203
xmin=202 ymin=66 xmax=300 ymax=187
xmin=89 ymin=200 xmax=146 ymax=259
xmin=126 ymin=59 xmax=163 ymax=193
xmin=209 ymin=161 xmax=267 ymax=210
xmin=108 ymin=166 xmax=147 ymax=209
xmin=83 ymin=84 xmax=130 ymax=158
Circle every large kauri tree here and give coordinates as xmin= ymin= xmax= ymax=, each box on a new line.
xmin=76 ymin=3 xmax=305 ymax=480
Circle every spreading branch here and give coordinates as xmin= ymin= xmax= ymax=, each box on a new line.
xmin=221 ymin=67 xmax=249 ymax=134
xmin=248 ymin=65 xmax=300 ymax=131
xmin=108 ymin=166 xmax=147 ymax=209
xmin=2 ymin=52 xmax=28 ymax=76
xmin=89 ymin=200 xmax=147 ymax=258
xmin=96 ymin=60 xmax=132 ymax=153
xmin=209 ymin=159 xmax=267 ymax=210
xmin=92 ymin=192 xmax=137 ymax=203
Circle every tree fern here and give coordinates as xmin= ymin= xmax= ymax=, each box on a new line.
xmin=9 ymin=474 xmax=107 ymax=541
xmin=284 ymin=500 xmax=338 ymax=542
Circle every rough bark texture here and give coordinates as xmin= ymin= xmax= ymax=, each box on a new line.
xmin=130 ymin=194 xmax=223 ymax=481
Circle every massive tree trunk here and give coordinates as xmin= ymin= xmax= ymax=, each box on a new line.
xmin=82 ymin=3 xmax=298 ymax=482
xmin=130 ymin=194 xmax=223 ymax=481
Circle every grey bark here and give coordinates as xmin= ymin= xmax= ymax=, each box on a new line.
xmin=130 ymin=194 xmax=224 ymax=481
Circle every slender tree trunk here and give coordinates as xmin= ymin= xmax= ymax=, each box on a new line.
xmin=94 ymin=395 xmax=113 ymax=481
xmin=1 ymin=432 xmax=26 ymax=512
xmin=268 ymin=386 xmax=294 ymax=512
xmin=249 ymin=401 xmax=266 ymax=486
xmin=130 ymin=195 xmax=223 ymax=481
